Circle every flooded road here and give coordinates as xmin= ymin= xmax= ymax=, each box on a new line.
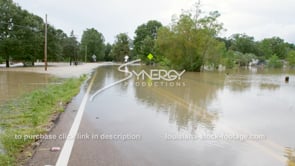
xmin=69 ymin=65 xmax=295 ymax=166
xmin=0 ymin=71 xmax=51 ymax=105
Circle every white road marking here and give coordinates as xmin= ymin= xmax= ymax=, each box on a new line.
xmin=55 ymin=73 xmax=97 ymax=166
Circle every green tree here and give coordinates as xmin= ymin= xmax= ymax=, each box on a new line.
xmin=46 ymin=25 xmax=63 ymax=61
xmin=80 ymin=28 xmax=105 ymax=62
xmin=230 ymin=33 xmax=257 ymax=55
xmin=287 ymin=50 xmax=295 ymax=68
xmin=156 ymin=10 xmax=224 ymax=71
xmin=204 ymin=39 xmax=226 ymax=68
xmin=0 ymin=0 xmax=20 ymax=67
xmin=269 ymin=37 xmax=288 ymax=59
xmin=258 ymin=37 xmax=288 ymax=59
xmin=133 ymin=20 xmax=162 ymax=61
xmin=104 ymin=43 xmax=113 ymax=61
xmin=217 ymin=37 xmax=231 ymax=50
xmin=268 ymin=54 xmax=283 ymax=68
xmin=110 ymin=33 xmax=130 ymax=62
xmin=257 ymin=38 xmax=273 ymax=59
xmin=63 ymin=30 xmax=79 ymax=65
xmin=221 ymin=50 xmax=235 ymax=69
xmin=0 ymin=0 xmax=76 ymax=67
xmin=56 ymin=29 xmax=68 ymax=61
xmin=15 ymin=9 xmax=44 ymax=65
xmin=233 ymin=51 xmax=256 ymax=67
xmin=1 ymin=1 xmax=45 ymax=66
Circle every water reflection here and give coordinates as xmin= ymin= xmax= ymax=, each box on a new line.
xmin=224 ymin=69 xmax=295 ymax=92
xmin=87 ymin=66 xmax=295 ymax=166
xmin=90 ymin=66 xmax=129 ymax=95
xmin=259 ymin=83 xmax=280 ymax=90
xmin=132 ymin=74 xmax=221 ymax=133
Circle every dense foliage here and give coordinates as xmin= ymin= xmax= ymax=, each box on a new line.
xmin=1 ymin=1 xmax=295 ymax=70
xmin=79 ymin=28 xmax=105 ymax=62
xmin=133 ymin=20 xmax=162 ymax=63
xmin=0 ymin=0 xmax=82 ymax=67
xmin=155 ymin=11 xmax=225 ymax=71
xmin=109 ymin=33 xmax=131 ymax=62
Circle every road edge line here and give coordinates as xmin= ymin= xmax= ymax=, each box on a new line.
xmin=55 ymin=72 xmax=97 ymax=166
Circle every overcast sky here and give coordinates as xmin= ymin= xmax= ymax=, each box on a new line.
xmin=13 ymin=0 xmax=295 ymax=44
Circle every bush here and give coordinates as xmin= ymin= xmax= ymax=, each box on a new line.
xmin=268 ymin=54 xmax=283 ymax=68
xmin=287 ymin=50 xmax=295 ymax=68
xmin=221 ymin=51 xmax=235 ymax=69
xmin=0 ymin=56 xmax=3 ymax=64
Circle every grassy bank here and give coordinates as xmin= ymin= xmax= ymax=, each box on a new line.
xmin=0 ymin=75 xmax=86 ymax=165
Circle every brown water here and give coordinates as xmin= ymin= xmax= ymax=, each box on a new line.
xmin=0 ymin=71 xmax=51 ymax=105
xmin=0 ymin=70 xmax=52 ymax=154
xmin=85 ymin=66 xmax=295 ymax=166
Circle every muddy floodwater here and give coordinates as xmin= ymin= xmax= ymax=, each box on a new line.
xmin=0 ymin=70 xmax=52 ymax=154
xmin=85 ymin=66 xmax=295 ymax=166
xmin=0 ymin=71 xmax=51 ymax=105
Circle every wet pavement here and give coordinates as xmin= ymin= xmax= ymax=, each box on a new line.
xmin=66 ymin=66 xmax=295 ymax=166
xmin=7 ymin=65 xmax=295 ymax=166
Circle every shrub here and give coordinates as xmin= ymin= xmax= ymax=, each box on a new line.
xmin=268 ymin=54 xmax=283 ymax=68
xmin=0 ymin=56 xmax=3 ymax=64
xmin=287 ymin=50 xmax=295 ymax=68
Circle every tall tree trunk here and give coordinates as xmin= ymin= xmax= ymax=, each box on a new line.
xmin=6 ymin=60 xmax=9 ymax=68
xmin=5 ymin=46 xmax=10 ymax=67
xmin=70 ymin=56 xmax=72 ymax=66
xmin=5 ymin=55 xmax=9 ymax=68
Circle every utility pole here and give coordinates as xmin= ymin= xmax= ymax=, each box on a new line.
xmin=85 ymin=45 xmax=87 ymax=63
xmin=44 ymin=14 xmax=48 ymax=71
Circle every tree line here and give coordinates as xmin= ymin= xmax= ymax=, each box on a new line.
xmin=0 ymin=0 xmax=80 ymax=67
xmin=1 ymin=0 xmax=295 ymax=70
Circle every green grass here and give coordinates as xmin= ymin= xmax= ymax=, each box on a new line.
xmin=0 ymin=75 xmax=86 ymax=165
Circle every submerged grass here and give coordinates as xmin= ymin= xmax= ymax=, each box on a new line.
xmin=0 ymin=75 xmax=86 ymax=165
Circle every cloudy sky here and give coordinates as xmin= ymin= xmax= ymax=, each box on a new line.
xmin=13 ymin=0 xmax=295 ymax=43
